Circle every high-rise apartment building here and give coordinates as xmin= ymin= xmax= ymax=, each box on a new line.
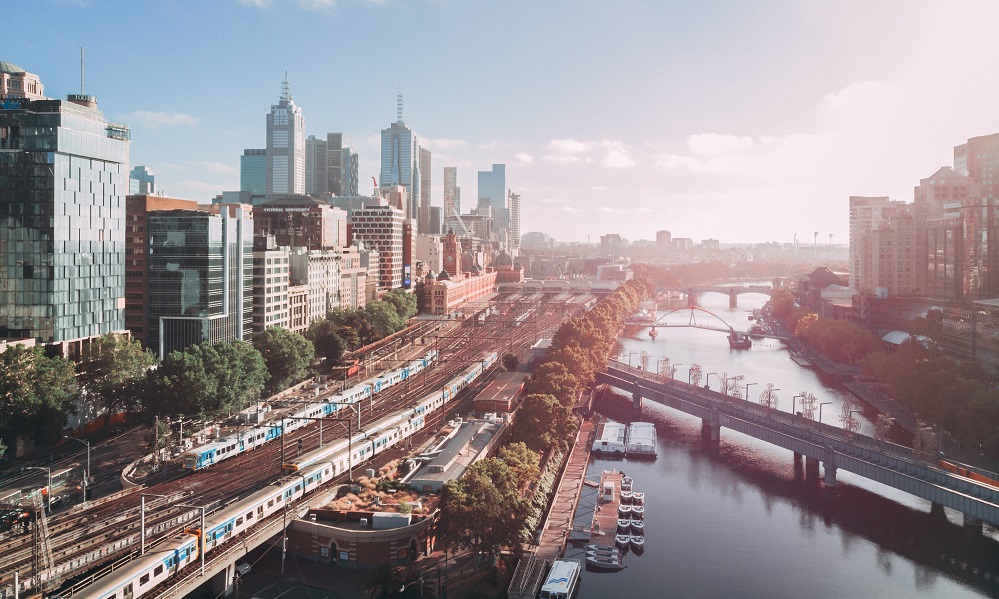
xmin=443 ymin=166 xmax=458 ymax=219
xmin=146 ymin=204 xmax=253 ymax=358
xmin=508 ymin=191 xmax=521 ymax=256
xmin=848 ymin=196 xmax=904 ymax=290
xmin=129 ymin=166 xmax=156 ymax=195
xmin=954 ymin=134 xmax=999 ymax=299
xmin=266 ymin=76 xmax=306 ymax=195
xmin=305 ymin=135 xmax=328 ymax=197
xmin=252 ymin=237 xmax=290 ymax=334
xmin=0 ymin=62 xmax=130 ymax=355
xmin=350 ymin=205 xmax=406 ymax=289
xmin=326 ymin=133 xmax=343 ymax=195
xmin=241 ymin=149 xmax=267 ymax=196
xmin=477 ymin=164 xmax=507 ymax=228
xmin=419 ymin=147 xmax=432 ymax=234
xmin=380 ymin=95 xmax=419 ymax=220
xmin=857 ymin=204 xmax=924 ymax=296
xmin=341 ymin=146 xmax=359 ymax=196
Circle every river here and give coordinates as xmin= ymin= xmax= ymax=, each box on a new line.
xmin=567 ymin=291 xmax=999 ymax=598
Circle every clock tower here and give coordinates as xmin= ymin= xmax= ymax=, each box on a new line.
xmin=443 ymin=229 xmax=461 ymax=278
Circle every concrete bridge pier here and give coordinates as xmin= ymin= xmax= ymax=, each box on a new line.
xmin=963 ymin=513 xmax=984 ymax=535
xmin=632 ymin=388 xmax=643 ymax=410
xmin=701 ymin=409 xmax=720 ymax=453
xmin=729 ymin=287 xmax=737 ymax=309
xmin=805 ymin=457 xmax=821 ymax=481
xmin=211 ymin=562 xmax=236 ymax=597
xmin=822 ymin=446 xmax=837 ymax=486
xmin=929 ymin=502 xmax=947 ymax=521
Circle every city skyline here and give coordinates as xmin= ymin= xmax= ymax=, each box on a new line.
xmin=7 ymin=0 xmax=999 ymax=243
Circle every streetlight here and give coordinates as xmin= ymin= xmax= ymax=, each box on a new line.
xmin=745 ymin=382 xmax=756 ymax=401
xmin=705 ymin=372 xmax=716 ymax=390
xmin=818 ymin=402 xmax=832 ymax=424
xmin=400 ymin=577 xmax=424 ymax=598
xmin=23 ymin=466 xmax=51 ymax=512
xmin=63 ymin=436 xmax=90 ymax=504
xmin=792 ymin=394 xmax=804 ymax=415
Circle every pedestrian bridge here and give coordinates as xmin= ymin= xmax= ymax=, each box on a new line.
xmin=596 ymin=360 xmax=999 ymax=530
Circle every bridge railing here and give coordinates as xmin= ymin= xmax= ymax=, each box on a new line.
xmin=605 ymin=361 xmax=999 ymax=503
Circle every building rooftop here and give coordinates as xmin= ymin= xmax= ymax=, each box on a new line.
xmin=0 ymin=61 xmax=25 ymax=75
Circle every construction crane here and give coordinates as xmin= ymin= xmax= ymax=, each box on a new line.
xmin=371 ymin=177 xmax=378 ymax=194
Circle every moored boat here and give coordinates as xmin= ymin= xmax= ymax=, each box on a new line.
xmin=617 ymin=518 xmax=631 ymax=533
xmin=586 ymin=547 xmax=620 ymax=559
xmin=631 ymin=491 xmax=645 ymax=505
xmin=585 ymin=554 xmax=624 ymax=571
xmin=630 ymin=518 xmax=644 ymax=534
xmin=584 ymin=543 xmax=618 ymax=554
xmin=620 ymin=489 xmax=633 ymax=504
xmin=629 ymin=534 xmax=645 ymax=550
xmin=631 ymin=504 xmax=645 ymax=519
xmin=621 ymin=476 xmax=634 ymax=491
xmin=617 ymin=503 xmax=632 ymax=517
xmin=615 ymin=533 xmax=631 ymax=548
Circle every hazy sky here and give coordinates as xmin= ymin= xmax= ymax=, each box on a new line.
xmin=7 ymin=0 xmax=999 ymax=244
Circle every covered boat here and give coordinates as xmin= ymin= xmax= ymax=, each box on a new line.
xmin=615 ymin=533 xmax=631 ymax=548
xmin=617 ymin=504 xmax=632 ymax=517
xmin=631 ymin=505 xmax=645 ymax=519
xmin=630 ymin=534 xmax=645 ymax=550
xmin=621 ymin=476 xmax=634 ymax=491
xmin=632 ymin=491 xmax=645 ymax=505
xmin=630 ymin=518 xmax=645 ymax=534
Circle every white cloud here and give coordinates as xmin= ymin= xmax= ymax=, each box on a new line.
xmin=602 ymin=149 xmax=635 ymax=168
xmin=299 ymin=0 xmax=335 ymax=8
xmin=424 ymin=138 xmax=468 ymax=151
xmin=687 ymin=133 xmax=755 ymax=156
xmin=121 ymin=111 xmax=198 ymax=128
xmin=190 ymin=161 xmax=238 ymax=176
xmin=238 ymin=0 xmax=271 ymax=7
xmin=513 ymin=152 xmax=535 ymax=164
xmin=546 ymin=138 xmax=589 ymax=154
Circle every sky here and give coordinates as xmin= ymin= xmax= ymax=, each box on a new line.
xmin=6 ymin=0 xmax=999 ymax=244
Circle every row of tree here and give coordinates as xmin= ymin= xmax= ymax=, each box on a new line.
xmin=769 ymin=288 xmax=881 ymax=364
xmin=436 ymin=278 xmax=654 ymax=561
xmin=306 ymin=289 xmax=418 ymax=368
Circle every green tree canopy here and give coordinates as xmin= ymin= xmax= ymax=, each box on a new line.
xmin=497 ymin=442 xmax=541 ymax=493
xmin=382 ymin=289 xmax=418 ymax=321
xmin=510 ymin=393 xmax=579 ymax=453
xmin=364 ymin=301 xmax=404 ymax=340
xmin=253 ymin=327 xmax=315 ymax=395
xmin=208 ymin=341 xmax=269 ymax=413
xmin=0 ymin=345 xmax=77 ymax=446
xmin=76 ymin=333 xmax=155 ymax=417
xmin=306 ymin=319 xmax=348 ymax=369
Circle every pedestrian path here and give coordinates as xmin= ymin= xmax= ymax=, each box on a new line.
xmin=535 ymin=419 xmax=595 ymax=559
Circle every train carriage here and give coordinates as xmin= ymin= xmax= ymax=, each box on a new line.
xmin=71 ymin=534 xmax=199 ymax=599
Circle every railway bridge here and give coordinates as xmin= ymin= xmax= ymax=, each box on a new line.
xmin=657 ymin=284 xmax=774 ymax=308
xmin=596 ymin=360 xmax=999 ymax=532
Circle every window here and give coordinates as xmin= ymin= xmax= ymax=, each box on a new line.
xmin=154 ymin=565 xmax=163 ymax=577
xmin=140 ymin=574 xmax=150 ymax=586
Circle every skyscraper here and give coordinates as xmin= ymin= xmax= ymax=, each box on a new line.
xmin=341 ymin=146 xmax=359 ymax=196
xmin=266 ymin=75 xmax=305 ymax=195
xmin=241 ymin=149 xmax=267 ymax=195
xmin=0 ymin=62 xmax=130 ymax=354
xmin=326 ymin=133 xmax=342 ymax=195
xmin=419 ymin=147 xmax=432 ymax=234
xmin=380 ymin=94 xmax=419 ymax=220
xmin=477 ymin=164 xmax=507 ymax=228
xmin=305 ymin=135 xmax=328 ymax=196
xmin=129 ymin=165 xmax=156 ymax=195
xmin=443 ymin=166 xmax=458 ymax=219
xmin=508 ymin=191 xmax=521 ymax=256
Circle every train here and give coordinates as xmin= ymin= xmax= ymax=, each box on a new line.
xmin=937 ymin=459 xmax=999 ymax=489
xmin=70 ymin=350 xmax=497 ymax=599
xmin=180 ymin=350 xmax=439 ymax=471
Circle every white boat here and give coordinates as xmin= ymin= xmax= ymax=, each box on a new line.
xmin=585 ymin=554 xmax=624 ymax=571
xmin=540 ymin=559 xmax=581 ymax=599
xmin=629 ymin=534 xmax=645 ymax=550
xmin=617 ymin=518 xmax=631 ymax=533
xmin=620 ymin=490 xmax=633 ymax=504
xmin=626 ymin=422 xmax=657 ymax=458
xmin=632 ymin=491 xmax=645 ymax=505
xmin=631 ymin=505 xmax=645 ymax=519
xmin=586 ymin=547 xmax=620 ymax=558
xmin=617 ymin=504 xmax=632 ymax=517
xmin=630 ymin=518 xmax=644 ymax=534
xmin=584 ymin=543 xmax=618 ymax=554
xmin=615 ymin=533 xmax=631 ymax=548
xmin=621 ymin=476 xmax=634 ymax=491
xmin=592 ymin=422 xmax=627 ymax=455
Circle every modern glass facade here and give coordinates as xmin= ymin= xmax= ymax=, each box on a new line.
xmin=380 ymin=98 xmax=419 ymax=220
xmin=146 ymin=206 xmax=252 ymax=357
xmin=341 ymin=147 xmax=358 ymax=196
xmin=0 ymin=96 xmax=129 ymax=345
xmin=240 ymin=149 xmax=266 ymax=195
xmin=477 ymin=163 xmax=507 ymax=229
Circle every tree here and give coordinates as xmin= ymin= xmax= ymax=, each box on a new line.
xmin=76 ymin=333 xmax=155 ymax=418
xmin=253 ymin=327 xmax=315 ymax=395
xmin=0 ymin=345 xmax=78 ymax=446
xmin=382 ymin=288 xmax=418 ymax=321
xmin=497 ymin=442 xmax=540 ymax=493
xmin=509 ymin=393 xmax=578 ymax=453
xmin=306 ymin=319 xmax=348 ymax=369
xmin=502 ymin=352 xmax=520 ymax=371
xmin=144 ymin=348 xmax=217 ymax=419
xmin=364 ymin=301 xmax=404 ymax=340
xmin=208 ymin=341 xmax=269 ymax=413
xmin=438 ymin=458 xmax=529 ymax=561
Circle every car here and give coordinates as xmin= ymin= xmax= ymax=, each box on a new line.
xmin=235 ymin=562 xmax=251 ymax=576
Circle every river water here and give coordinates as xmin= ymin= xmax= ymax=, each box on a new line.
xmin=567 ymin=291 xmax=999 ymax=598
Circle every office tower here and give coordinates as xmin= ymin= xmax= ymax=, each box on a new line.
xmin=124 ymin=195 xmax=202 ymax=347
xmin=443 ymin=166 xmax=458 ymax=219
xmin=254 ymin=197 xmax=346 ymax=249
xmin=429 ymin=206 xmax=443 ymax=235
xmin=241 ymin=149 xmax=267 ymax=195
xmin=252 ymin=236 xmax=290 ymax=334
xmin=0 ymin=63 xmax=130 ymax=354
xmin=305 ymin=135 xmax=328 ymax=196
xmin=146 ymin=204 xmax=253 ymax=358
xmin=380 ymin=94 xmax=419 ymax=220
xmin=656 ymin=230 xmax=673 ymax=251
xmin=340 ymin=146 xmax=358 ymax=196
xmin=848 ymin=196 xmax=904 ymax=289
xmin=508 ymin=191 xmax=521 ymax=256
xmin=954 ymin=134 xmax=999 ymax=299
xmin=477 ymin=164 xmax=507 ymax=228
xmin=326 ymin=133 xmax=343 ymax=195
xmin=129 ymin=165 xmax=156 ymax=195
xmin=266 ymin=75 xmax=305 ymax=195
xmin=350 ymin=205 xmax=406 ymax=289
xmin=857 ymin=204 xmax=924 ymax=296
xmin=419 ymin=147 xmax=432 ymax=234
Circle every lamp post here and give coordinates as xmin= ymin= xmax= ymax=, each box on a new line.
xmin=63 ymin=436 xmax=90 ymax=504
xmin=400 ymin=577 xmax=424 ymax=598
xmin=671 ymin=363 xmax=683 ymax=380
xmin=792 ymin=394 xmax=804 ymax=415
xmin=705 ymin=372 xmax=716 ymax=390
xmin=23 ymin=466 xmax=51 ymax=513
xmin=745 ymin=382 xmax=756 ymax=401
xmin=818 ymin=402 xmax=832 ymax=424
xmin=140 ymin=493 xmax=173 ymax=554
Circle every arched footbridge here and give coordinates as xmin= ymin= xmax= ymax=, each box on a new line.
xmin=596 ymin=360 xmax=999 ymax=531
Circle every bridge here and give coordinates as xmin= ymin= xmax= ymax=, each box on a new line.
xmin=657 ymin=284 xmax=774 ymax=308
xmin=627 ymin=305 xmax=790 ymax=343
xmin=596 ymin=360 xmax=999 ymax=531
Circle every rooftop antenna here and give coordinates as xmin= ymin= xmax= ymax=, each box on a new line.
xmin=396 ymin=86 xmax=404 ymax=123
xmin=80 ymin=47 xmax=85 ymax=95
xmin=282 ymin=71 xmax=291 ymax=101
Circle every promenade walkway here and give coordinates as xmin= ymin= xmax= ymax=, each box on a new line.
xmin=535 ymin=419 xmax=595 ymax=559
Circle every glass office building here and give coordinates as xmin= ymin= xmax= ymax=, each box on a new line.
xmin=146 ymin=205 xmax=253 ymax=358
xmin=0 ymin=83 xmax=130 ymax=351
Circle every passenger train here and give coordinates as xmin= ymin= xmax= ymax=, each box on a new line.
xmin=180 ymin=350 xmax=438 ymax=471
xmin=70 ymin=351 xmax=497 ymax=599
